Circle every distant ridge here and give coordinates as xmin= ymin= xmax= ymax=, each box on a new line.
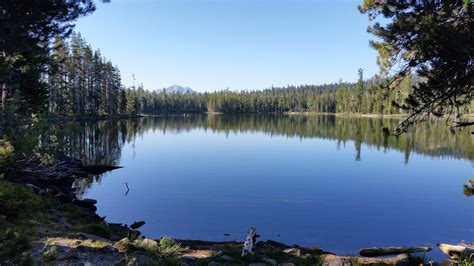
xmin=163 ymin=85 xmax=196 ymax=94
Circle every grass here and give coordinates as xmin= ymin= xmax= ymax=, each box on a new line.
xmin=0 ymin=179 xmax=39 ymax=262
xmin=158 ymin=237 xmax=184 ymax=257
xmin=401 ymin=253 xmax=428 ymax=266
xmin=115 ymin=237 xmax=185 ymax=265
xmin=457 ymin=254 xmax=473 ymax=266
xmin=0 ymin=228 xmax=32 ymax=261
xmin=0 ymin=179 xmax=39 ymax=220
xmin=120 ymin=237 xmax=184 ymax=258
xmin=45 ymin=237 xmax=111 ymax=249
xmin=302 ymin=255 xmax=325 ymax=266
xmin=349 ymin=256 xmax=363 ymax=266
xmin=84 ymin=239 xmax=112 ymax=248
xmin=41 ymin=246 xmax=58 ymax=262
xmin=75 ymin=223 xmax=112 ymax=239
xmin=0 ymin=139 xmax=14 ymax=165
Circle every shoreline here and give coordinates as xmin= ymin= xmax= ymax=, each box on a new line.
xmin=43 ymin=112 xmax=474 ymax=123
xmin=46 ymin=114 xmax=145 ymax=122
xmin=48 ymin=111 xmax=474 ymax=120
xmin=1 ymin=156 xmax=465 ymax=265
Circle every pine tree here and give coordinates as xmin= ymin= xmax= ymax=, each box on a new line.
xmin=354 ymin=68 xmax=364 ymax=113
xmin=359 ymin=0 xmax=473 ymax=133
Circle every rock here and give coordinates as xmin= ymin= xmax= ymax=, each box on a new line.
xmin=140 ymin=238 xmax=158 ymax=249
xmin=27 ymin=219 xmax=42 ymax=226
xmin=130 ymin=221 xmax=146 ymax=230
xmin=262 ymin=257 xmax=277 ymax=265
xmin=50 ymin=175 xmax=76 ymax=188
xmin=25 ymin=183 xmax=45 ymax=194
xmin=76 ymin=232 xmax=108 ymax=242
xmin=127 ymin=251 xmax=156 ymax=265
xmin=208 ymin=262 xmax=221 ymax=266
xmin=303 ymin=246 xmax=324 ymax=255
xmin=36 ymin=244 xmax=124 ymax=265
xmin=82 ymin=198 xmax=97 ymax=205
xmin=108 ymin=224 xmax=134 ymax=241
xmin=249 ymin=263 xmax=267 ymax=266
xmin=220 ymin=255 xmax=234 ymax=262
xmin=213 ymin=250 xmax=223 ymax=257
xmin=283 ymin=247 xmax=301 ymax=257
xmin=54 ymin=193 xmax=74 ymax=203
xmin=113 ymin=238 xmax=130 ymax=252
xmin=183 ymin=255 xmax=197 ymax=261
xmin=261 ymin=240 xmax=290 ymax=249
xmin=278 ymin=263 xmax=296 ymax=266
xmin=322 ymin=258 xmax=347 ymax=266
xmin=72 ymin=199 xmax=97 ymax=212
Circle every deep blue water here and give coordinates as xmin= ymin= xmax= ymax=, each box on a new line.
xmin=80 ymin=116 xmax=473 ymax=259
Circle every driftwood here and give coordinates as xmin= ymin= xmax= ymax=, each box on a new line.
xmin=242 ymin=227 xmax=257 ymax=257
xmin=359 ymin=246 xmax=432 ymax=257
xmin=437 ymin=243 xmax=474 ymax=260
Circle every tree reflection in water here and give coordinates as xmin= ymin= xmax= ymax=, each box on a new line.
xmin=11 ymin=115 xmax=472 ymax=196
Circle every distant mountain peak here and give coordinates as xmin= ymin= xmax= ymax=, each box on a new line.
xmin=163 ymin=85 xmax=196 ymax=94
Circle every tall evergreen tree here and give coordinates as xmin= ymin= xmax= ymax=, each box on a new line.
xmin=354 ymin=68 xmax=365 ymax=113
xmin=359 ymin=0 xmax=474 ymax=134
xmin=0 ymin=0 xmax=96 ymax=115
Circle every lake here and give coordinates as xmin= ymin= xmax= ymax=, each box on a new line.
xmin=54 ymin=115 xmax=472 ymax=259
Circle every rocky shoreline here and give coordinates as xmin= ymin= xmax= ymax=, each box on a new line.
xmin=0 ymin=156 xmax=471 ymax=265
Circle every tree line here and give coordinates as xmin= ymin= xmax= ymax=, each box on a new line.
xmin=48 ymin=32 xmax=124 ymax=115
xmin=121 ymin=69 xmax=473 ymax=116
xmin=123 ymin=71 xmax=454 ymax=116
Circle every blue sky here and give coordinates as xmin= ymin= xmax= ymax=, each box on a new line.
xmin=75 ymin=0 xmax=379 ymax=92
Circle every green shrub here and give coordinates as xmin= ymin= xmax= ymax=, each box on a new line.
xmin=0 ymin=139 xmax=14 ymax=166
xmin=41 ymin=246 xmax=58 ymax=262
xmin=121 ymin=237 xmax=183 ymax=258
xmin=158 ymin=237 xmax=183 ymax=257
xmin=0 ymin=228 xmax=32 ymax=261
xmin=402 ymin=253 xmax=427 ymax=265
xmin=458 ymin=254 xmax=472 ymax=266
xmin=75 ymin=223 xmax=112 ymax=239
xmin=0 ymin=180 xmax=39 ymax=220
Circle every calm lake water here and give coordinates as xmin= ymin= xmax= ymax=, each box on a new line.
xmin=62 ymin=115 xmax=472 ymax=258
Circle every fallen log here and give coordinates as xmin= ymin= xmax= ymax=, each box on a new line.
xmin=359 ymin=246 xmax=432 ymax=257
xmin=82 ymin=165 xmax=123 ymax=175
xmin=437 ymin=243 xmax=474 ymax=260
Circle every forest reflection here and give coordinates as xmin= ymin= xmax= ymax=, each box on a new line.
xmin=41 ymin=114 xmax=473 ymax=166
xmin=30 ymin=115 xmax=472 ymax=196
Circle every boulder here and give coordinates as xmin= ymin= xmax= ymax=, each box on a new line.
xmin=262 ymin=257 xmax=277 ymax=265
xmin=220 ymin=255 xmax=234 ymax=262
